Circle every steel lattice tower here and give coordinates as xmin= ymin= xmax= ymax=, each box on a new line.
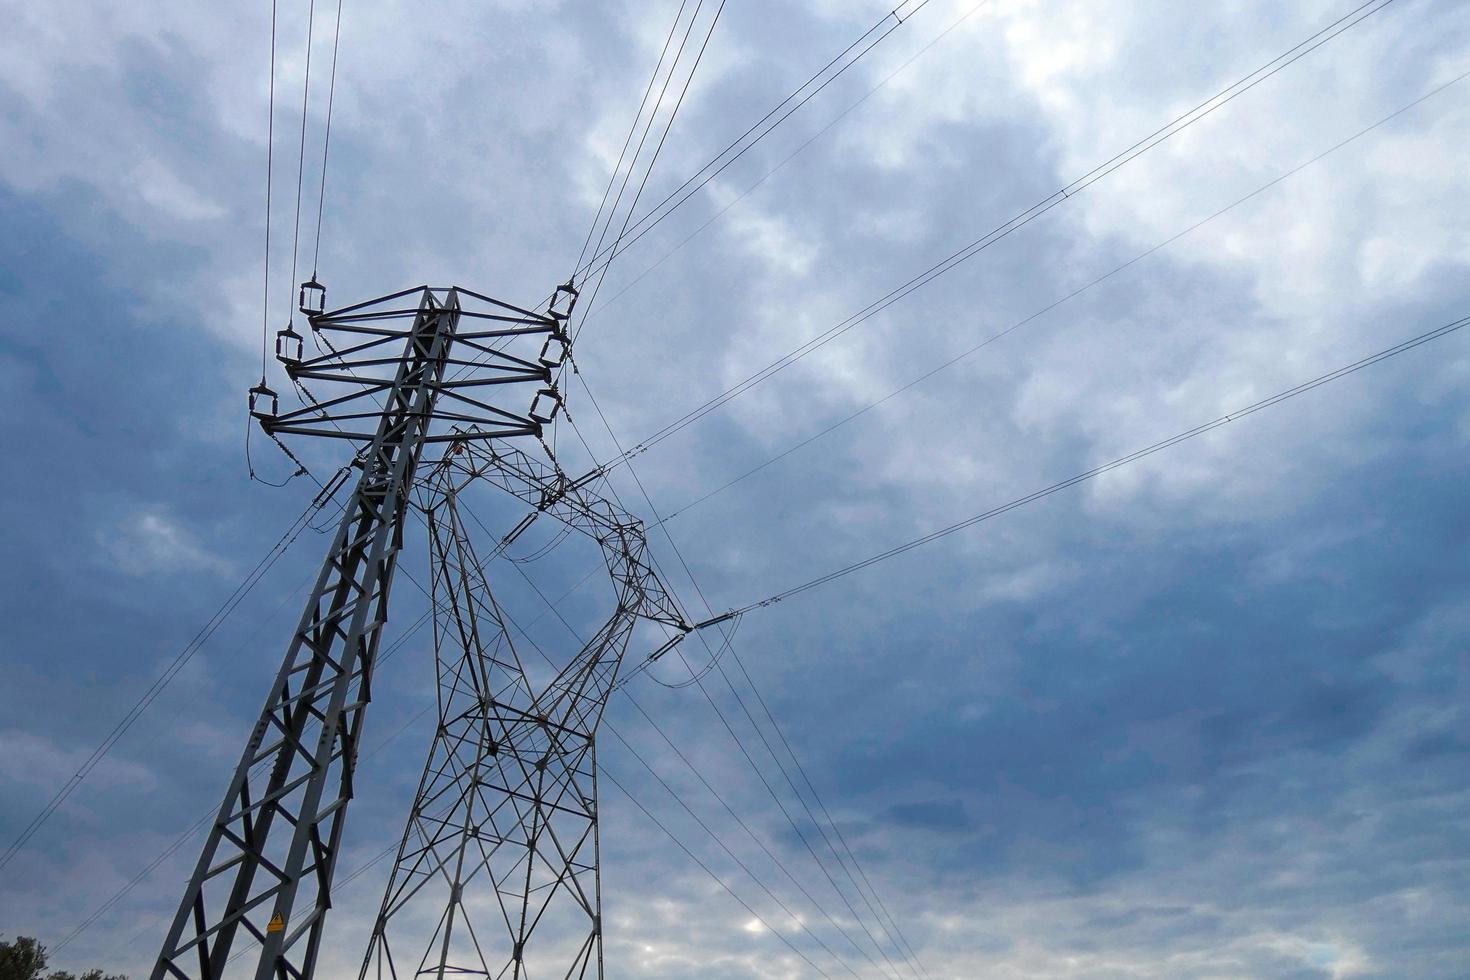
xmin=358 ymin=445 xmax=685 ymax=980
xmin=153 ymin=283 xmax=690 ymax=980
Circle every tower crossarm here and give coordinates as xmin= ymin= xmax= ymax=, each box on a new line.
xmin=258 ymin=287 xmax=563 ymax=444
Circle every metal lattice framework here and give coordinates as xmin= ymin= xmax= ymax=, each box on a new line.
xmin=153 ymin=284 xmax=598 ymax=980
xmin=358 ymin=443 xmax=687 ymax=980
xmin=261 ymin=285 xmax=569 ymax=443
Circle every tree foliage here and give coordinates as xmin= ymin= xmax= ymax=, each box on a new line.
xmin=0 ymin=937 xmax=125 ymax=980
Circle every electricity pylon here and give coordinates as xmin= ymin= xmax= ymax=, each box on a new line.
xmin=152 ymin=283 xmax=693 ymax=980
xmin=358 ymin=444 xmax=686 ymax=980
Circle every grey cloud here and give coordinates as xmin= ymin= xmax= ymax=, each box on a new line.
xmin=4 ymin=1 xmax=1470 ymax=977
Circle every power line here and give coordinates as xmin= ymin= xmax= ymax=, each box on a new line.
xmin=612 ymin=311 xmax=1470 ymax=975
xmin=61 ymin=536 xmax=605 ymax=960
xmin=513 ymin=389 xmax=918 ymax=974
xmin=585 ymin=362 xmax=918 ymax=974
xmin=699 ymin=645 xmax=929 ymax=977
xmin=721 ymin=642 xmax=932 ymax=976
xmin=310 ymin=0 xmax=345 ymax=278
xmin=495 ymin=541 xmax=893 ymax=979
xmin=585 ymin=0 xmax=995 ymax=324
xmin=654 ymin=66 xmax=1470 ymax=525
xmin=696 ymin=312 xmax=1470 ymax=622
xmin=437 ymin=2 xmax=725 ymax=427
xmin=0 ymin=476 xmax=350 ymax=873
xmin=286 ymin=0 xmax=318 ymax=323
xmin=58 ymin=690 xmax=434 ymax=957
xmin=666 ymin=639 xmax=916 ymax=978
xmin=572 ymin=0 xmax=729 ymax=346
xmin=259 ymin=0 xmax=279 ymax=381
xmin=570 ymin=351 xmax=928 ymax=978
xmin=601 ymin=767 xmax=836 ymax=978
xmin=618 ymin=685 xmax=896 ymax=976
xmin=467 ymin=519 xmax=854 ymax=977
xmin=573 ymin=0 xmax=694 ymax=276
xmin=572 ymin=0 xmax=941 ymax=286
xmin=492 ymin=557 xmax=869 ymax=979
xmin=601 ymin=721 xmax=872 ymax=980
xmin=601 ymin=0 xmax=1401 ymax=470
xmin=571 ymin=368 xmax=928 ymax=977
xmin=576 ymin=0 xmax=708 ymax=302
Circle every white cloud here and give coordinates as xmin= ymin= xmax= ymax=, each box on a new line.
xmin=0 ymin=730 xmax=156 ymax=794
xmin=97 ymin=509 xmax=234 ymax=578
xmin=8 ymin=2 xmax=1470 ymax=976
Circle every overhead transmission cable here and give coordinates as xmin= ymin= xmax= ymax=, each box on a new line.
xmin=247 ymin=0 xmax=284 ymax=486
xmin=575 ymin=0 xmax=713 ymax=296
xmin=722 ymin=640 xmax=931 ymax=977
xmin=64 ymin=539 xmax=606 ymax=957
xmin=661 ymin=598 xmax=924 ymax=978
xmin=483 ymin=566 xmax=868 ymax=980
xmin=60 ymin=689 xmax=433 ymax=957
xmin=572 ymin=0 xmax=694 ymax=276
xmin=0 ymin=474 xmax=351 ymax=874
xmin=601 ymin=722 xmax=871 ymax=980
xmin=598 ymin=0 xmax=1401 ymax=471
xmin=602 ymin=767 xmax=835 ymax=978
xmin=544 ymin=0 xmax=737 ymax=742
xmin=629 ymin=69 xmax=1469 ymax=943
xmin=570 ymin=372 xmax=925 ymax=979
xmin=665 ymin=637 xmax=918 ymax=979
xmin=578 ymin=0 xmax=707 ymax=288
xmin=654 ymin=67 xmax=1470 ymax=524
xmin=488 ymin=536 xmax=894 ymax=979
xmin=695 ymin=642 xmax=929 ymax=976
xmin=561 ymin=384 xmax=916 ymax=976
xmin=573 ymin=161 xmax=930 ymax=970
xmin=442 ymin=0 xmax=718 ymax=442
xmin=617 ymin=674 xmax=895 ymax=973
xmin=588 ymin=0 xmax=995 ymax=322
xmin=310 ymin=0 xmax=344 ymax=279
xmin=259 ymin=0 xmax=278 ymax=381
xmin=571 ymin=0 xmax=940 ymax=287
xmin=563 ymin=98 xmax=930 ymax=967
xmin=286 ymin=0 xmax=318 ymax=323
xmin=680 ymin=313 xmax=1470 ymax=625
xmin=571 ymin=0 xmax=729 ymax=345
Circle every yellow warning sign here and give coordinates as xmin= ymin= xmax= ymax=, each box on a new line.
xmin=267 ymin=914 xmax=285 ymax=934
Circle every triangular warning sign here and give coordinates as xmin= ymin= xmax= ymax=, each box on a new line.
xmin=267 ymin=913 xmax=285 ymax=934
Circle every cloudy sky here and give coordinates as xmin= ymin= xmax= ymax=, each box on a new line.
xmin=3 ymin=0 xmax=1469 ymax=977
